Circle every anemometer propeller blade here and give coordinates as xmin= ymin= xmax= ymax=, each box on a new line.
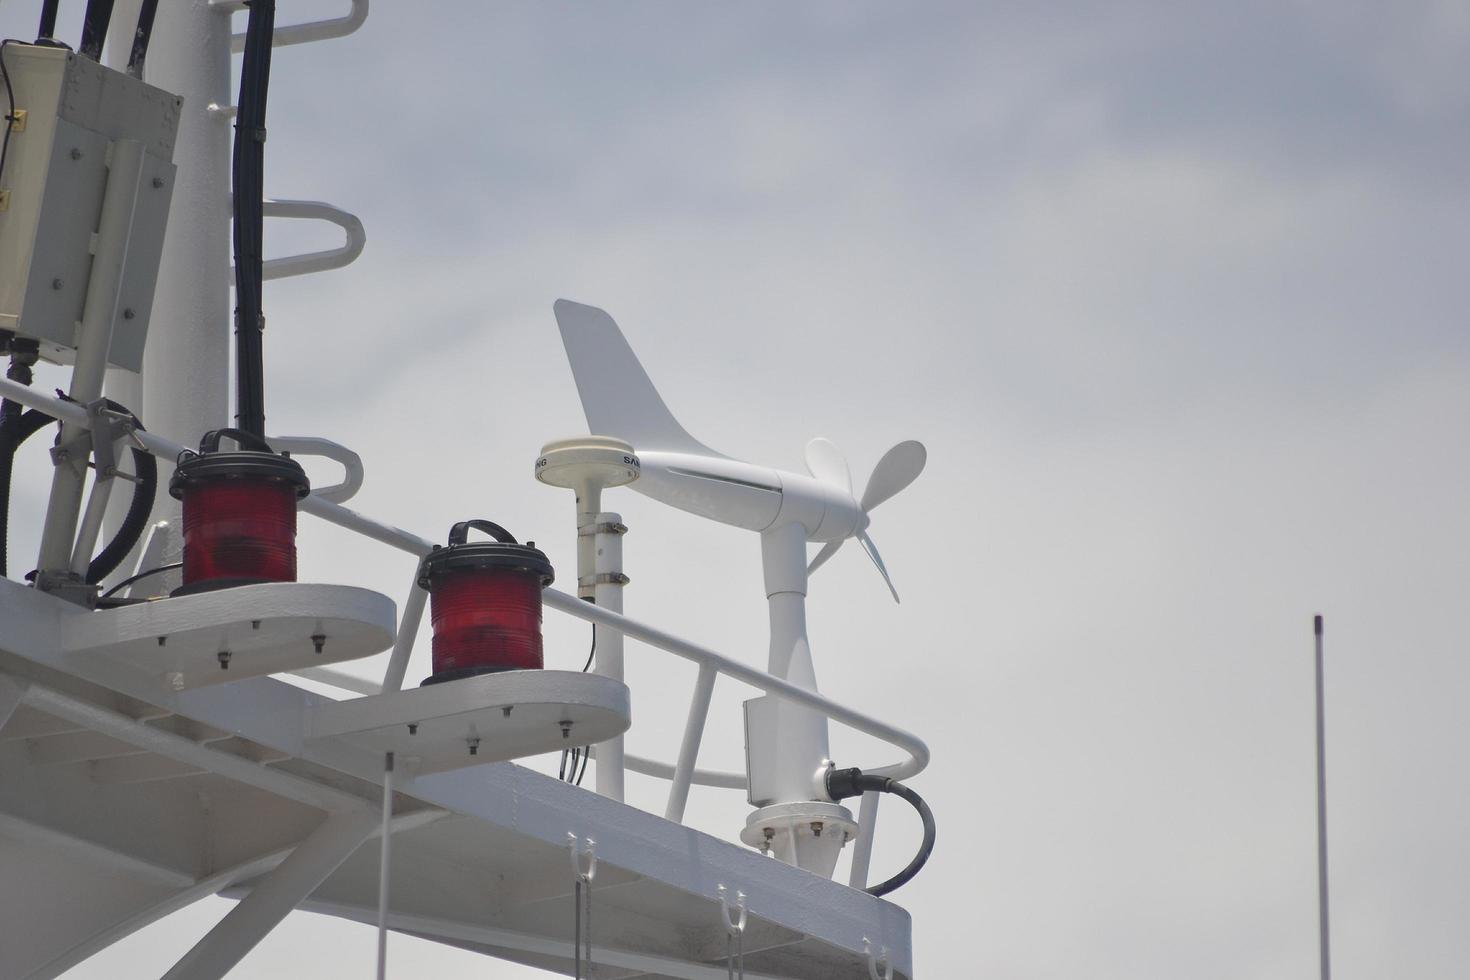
xmin=804 ymin=437 xmax=852 ymax=493
xmin=804 ymin=438 xmax=926 ymax=602
xmin=861 ymin=440 xmax=927 ymax=512
xmin=807 ymin=538 xmax=844 ymax=575
xmin=857 ymin=529 xmax=900 ymax=603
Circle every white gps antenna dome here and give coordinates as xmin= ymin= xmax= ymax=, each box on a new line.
xmin=535 ymin=435 xmax=640 ymax=511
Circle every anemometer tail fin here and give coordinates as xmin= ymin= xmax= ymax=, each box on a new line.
xmin=554 ymin=300 xmax=724 ymax=458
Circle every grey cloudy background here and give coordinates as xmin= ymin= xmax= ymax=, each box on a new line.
xmin=2 ymin=0 xmax=1466 ymax=976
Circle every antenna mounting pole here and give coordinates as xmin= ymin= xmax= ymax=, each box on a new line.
xmin=1314 ymin=614 xmax=1331 ymax=980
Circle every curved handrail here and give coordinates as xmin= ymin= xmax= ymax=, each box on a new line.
xmin=261 ymin=199 xmax=366 ymax=281
xmin=541 ymin=589 xmax=929 ymax=782
xmin=610 ymin=746 xmax=747 ymax=790
xmin=225 ymin=200 xmax=366 ymax=281
xmin=267 ymin=435 xmax=365 ymax=504
xmin=214 ymin=0 xmax=370 ymax=52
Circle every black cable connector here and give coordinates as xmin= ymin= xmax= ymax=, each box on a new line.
xmin=825 ymin=766 xmax=936 ymax=898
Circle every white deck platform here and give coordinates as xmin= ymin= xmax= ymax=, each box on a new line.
xmin=64 ymin=582 xmax=396 ymax=689
xmin=308 ymin=670 xmax=632 ymax=774
xmin=0 ymin=578 xmax=913 ymax=979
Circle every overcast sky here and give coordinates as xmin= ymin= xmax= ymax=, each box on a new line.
xmin=4 ymin=1 xmax=1469 ymax=977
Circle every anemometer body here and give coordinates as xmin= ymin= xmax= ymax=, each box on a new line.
xmin=631 ymin=451 xmax=863 ymax=545
xmin=550 ymin=299 xmax=925 ymax=878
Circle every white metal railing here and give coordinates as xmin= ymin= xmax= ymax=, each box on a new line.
xmin=225 ymin=200 xmax=367 ymax=282
xmin=265 ymin=435 xmax=364 ymax=503
xmin=212 ymin=0 xmax=370 ymax=52
xmin=258 ymin=200 xmax=366 ymax=281
xmin=0 ymin=377 xmax=929 ymax=877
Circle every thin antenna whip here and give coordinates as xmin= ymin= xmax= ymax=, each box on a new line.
xmin=1314 ymin=614 xmax=1332 ymax=980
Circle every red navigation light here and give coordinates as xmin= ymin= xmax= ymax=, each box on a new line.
xmin=169 ymin=429 xmax=310 ymax=594
xmin=418 ymin=520 xmax=554 ymax=685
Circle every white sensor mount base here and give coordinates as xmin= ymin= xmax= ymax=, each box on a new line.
xmin=741 ymin=801 xmax=857 ymax=878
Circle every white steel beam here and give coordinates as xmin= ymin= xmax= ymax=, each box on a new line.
xmin=19 ymin=803 xmax=441 ymax=980
xmin=0 ymin=675 xmax=25 ymax=730
xmin=302 ymin=901 xmax=792 ymax=980
xmin=20 ymin=684 xmax=368 ymax=813
xmin=162 ymin=808 xmax=380 ymax=980
xmin=379 ymin=576 xmax=427 ymax=693
xmin=27 ymin=846 xmax=293 ymax=980
xmin=0 ymin=810 xmax=192 ymax=888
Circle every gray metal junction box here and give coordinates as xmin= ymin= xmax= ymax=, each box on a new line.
xmin=0 ymin=43 xmax=180 ymax=371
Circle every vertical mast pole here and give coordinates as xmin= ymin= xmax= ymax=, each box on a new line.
xmin=1314 ymin=614 xmax=1331 ymax=980
xmin=101 ymin=0 xmax=233 ymax=591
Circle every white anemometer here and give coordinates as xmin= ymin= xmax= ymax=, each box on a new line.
xmin=553 ymin=299 xmax=926 ymax=876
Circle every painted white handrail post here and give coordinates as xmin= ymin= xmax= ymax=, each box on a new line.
xmin=592 ymin=514 xmax=628 ymax=801
xmin=380 ymin=576 xmax=428 ymax=692
xmin=161 ymin=808 xmax=379 ymax=980
xmin=35 ymin=140 xmax=150 ymax=585
xmin=664 ymin=664 xmax=717 ymax=823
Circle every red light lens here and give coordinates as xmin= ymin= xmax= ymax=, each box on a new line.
xmin=180 ymin=478 xmax=299 ymax=588
xmin=429 ymin=568 xmax=544 ymax=676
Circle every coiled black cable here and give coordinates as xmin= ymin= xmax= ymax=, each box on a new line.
xmin=84 ymin=402 xmax=156 ymax=584
xmin=0 ymin=406 xmax=56 ymax=579
xmin=825 ymin=767 xmax=937 ymax=898
xmin=0 ymin=398 xmax=157 ymax=585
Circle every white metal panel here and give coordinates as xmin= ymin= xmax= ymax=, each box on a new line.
xmin=0 ymin=45 xmax=180 ymax=370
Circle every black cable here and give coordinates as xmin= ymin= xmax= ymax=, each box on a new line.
xmin=37 ymin=2 xmax=60 ymax=40
xmin=232 ymin=0 xmax=275 ymax=439
xmin=100 ymin=560 xmax=180 ymax=598
xmin=825 ymin=768 xmax=937 ymax=898
xmin=0 ymin=406 xmax=57 ymax=578
xmin=0 ymin=397 xmax=156 ymax=585
xmin=84 ymin=401 xmax=157 ymax=585
xmin=78 ymin=0 xmax=115 ymax=60
xmin=126 ymin=0 xmax=159 ymax=78
xmin=579 ymin=624 xmax=597 ymax=672
xmin=574 ymin=738 xmax=590 ymax=786
xmin=560 ymin=622 xmax=597 ymax=783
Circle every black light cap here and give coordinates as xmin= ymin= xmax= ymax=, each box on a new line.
xmin=168 ymin=427 xmax=309 ymax=500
